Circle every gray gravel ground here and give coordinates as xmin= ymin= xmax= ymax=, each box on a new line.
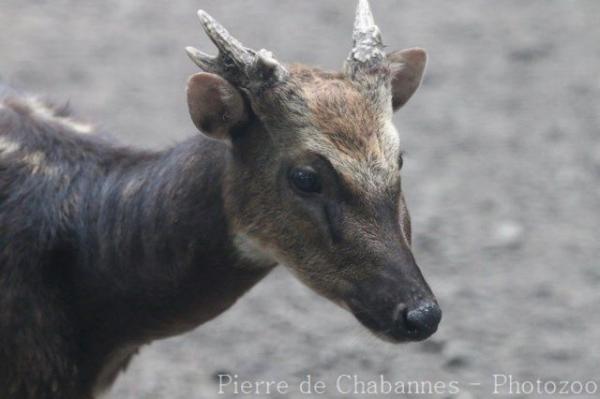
xmin=2 ymin=1 xmax=600 ymax=398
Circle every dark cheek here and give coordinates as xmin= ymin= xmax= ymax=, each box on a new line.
xmin=402 ymin=210 xmax=412 ymax=245
xmin=324 ymin=202 xmax=344 ymax=244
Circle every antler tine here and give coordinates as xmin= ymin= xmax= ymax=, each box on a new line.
xmin=347 ymin=0 xmax=385 ymax=66
xmin=196 ymin=10 xmax=256 ymax=69
xmin=185 ymin=46 xmax=219 ymax=73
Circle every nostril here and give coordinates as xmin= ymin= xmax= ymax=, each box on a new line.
xmin=404 ymin=303 xmax=442 ymax=339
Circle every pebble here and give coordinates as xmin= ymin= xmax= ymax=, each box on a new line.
xmin=444 ymin=391 xmax=476 ymax=399
xmin=443 ymin=341 xmax=476 ymax=369
xmin=490 ymin=220 xmax=524 ymax=248
xmin=420 ymin=337 xmax=446 ymax=354
xmin=454 ymin=391 xmax=476 ymax=399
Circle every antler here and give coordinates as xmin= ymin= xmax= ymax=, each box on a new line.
xmin=186 ymin=10 xmax=288 ymax=89
xmin=346 ymin=0 xmax=386 ymax=73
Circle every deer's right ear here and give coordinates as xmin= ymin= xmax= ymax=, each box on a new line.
xmin=387 ymin=48 xmax=427 ymax=111
xmin=186 ymin=73 xmax=249 ymax=141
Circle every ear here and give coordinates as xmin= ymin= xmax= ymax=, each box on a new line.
xmin=387 ymin=48 xmax=427 ymax=111
xmin=186 ymin=72 xmax=249 ymax=140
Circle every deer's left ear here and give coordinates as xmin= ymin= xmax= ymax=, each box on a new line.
xmin=387 ymin=48 xmax=427 ymax=111
xmin=186 ymin=72 xmax=249 ymax=141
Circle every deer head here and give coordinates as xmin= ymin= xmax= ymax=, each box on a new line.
xmin=185 ymin=0 xmax=440 ymax=342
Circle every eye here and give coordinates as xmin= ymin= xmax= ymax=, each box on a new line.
xmin=289 ymin=167 xmax=322 ymax=194
xmin=398 ymin=152 xmax=405 ymax=170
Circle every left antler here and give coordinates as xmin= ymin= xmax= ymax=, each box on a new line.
xmin=186 ymin=10 xmax=288 ymax=89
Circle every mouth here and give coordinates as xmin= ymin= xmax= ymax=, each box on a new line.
xmin=347 ymin=300 xmax=441 ymax=343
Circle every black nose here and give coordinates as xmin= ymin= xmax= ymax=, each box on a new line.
xmin=403 ymin=302 xmax=442 ymax=340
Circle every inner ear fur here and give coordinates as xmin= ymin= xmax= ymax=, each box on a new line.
xmin=186 ymin=72 xmax=249 ymax=140
xmin=387 ymin=48 xmax=427 ymax=111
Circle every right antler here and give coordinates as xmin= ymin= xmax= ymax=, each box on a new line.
xmin=344 ymin=0 xmax=387 ymax=78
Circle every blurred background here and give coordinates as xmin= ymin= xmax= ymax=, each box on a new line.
xmin=2 ymin=1 xmax=600 ymax=398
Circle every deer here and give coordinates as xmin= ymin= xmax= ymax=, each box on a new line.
xmin=0 ymin=1 xmax=441 ymax=398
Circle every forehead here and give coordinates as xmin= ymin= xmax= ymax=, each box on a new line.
xmin=290 ymin=66 xmax=401 ymax=193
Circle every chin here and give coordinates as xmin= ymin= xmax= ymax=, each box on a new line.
xmin=370 ymin=328 xmax=435 ymax=344
xmin=350 ymin=308 xmax=440 ymax=344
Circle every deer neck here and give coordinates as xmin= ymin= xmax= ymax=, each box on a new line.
xmin=84 ymin=135 xmax=276 ymax=343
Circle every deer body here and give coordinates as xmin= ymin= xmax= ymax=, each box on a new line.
xmin=0 ymin=1 xmax=441 ymax=398
xmin=0 ymin=98 xmax=274 ymax=396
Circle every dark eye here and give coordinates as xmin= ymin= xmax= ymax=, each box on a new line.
xmin=289 ymin=167 xmax=322 ymax=194
xmin=398 ymin=152 xmax=404 ymax=170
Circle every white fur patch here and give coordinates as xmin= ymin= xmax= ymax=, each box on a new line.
xmin=121 ymin=178 xmax=143 ymax=199
xmin=27 ymin=97 xmax=94 ymax=135
xmin=381 ymin=118 xmax=401 ymax=166
xmin=21 ymin=150 xmax=60 ymax=177
xmin=64 ymin=119 xmax=94 ymax=134
xmin=234 ymin=233 xmax=278 ymax=268
xmin=21 ymin=151 xmax=45 ymax=173
xmin=0 ymin=136 xmax=21 ymax=156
